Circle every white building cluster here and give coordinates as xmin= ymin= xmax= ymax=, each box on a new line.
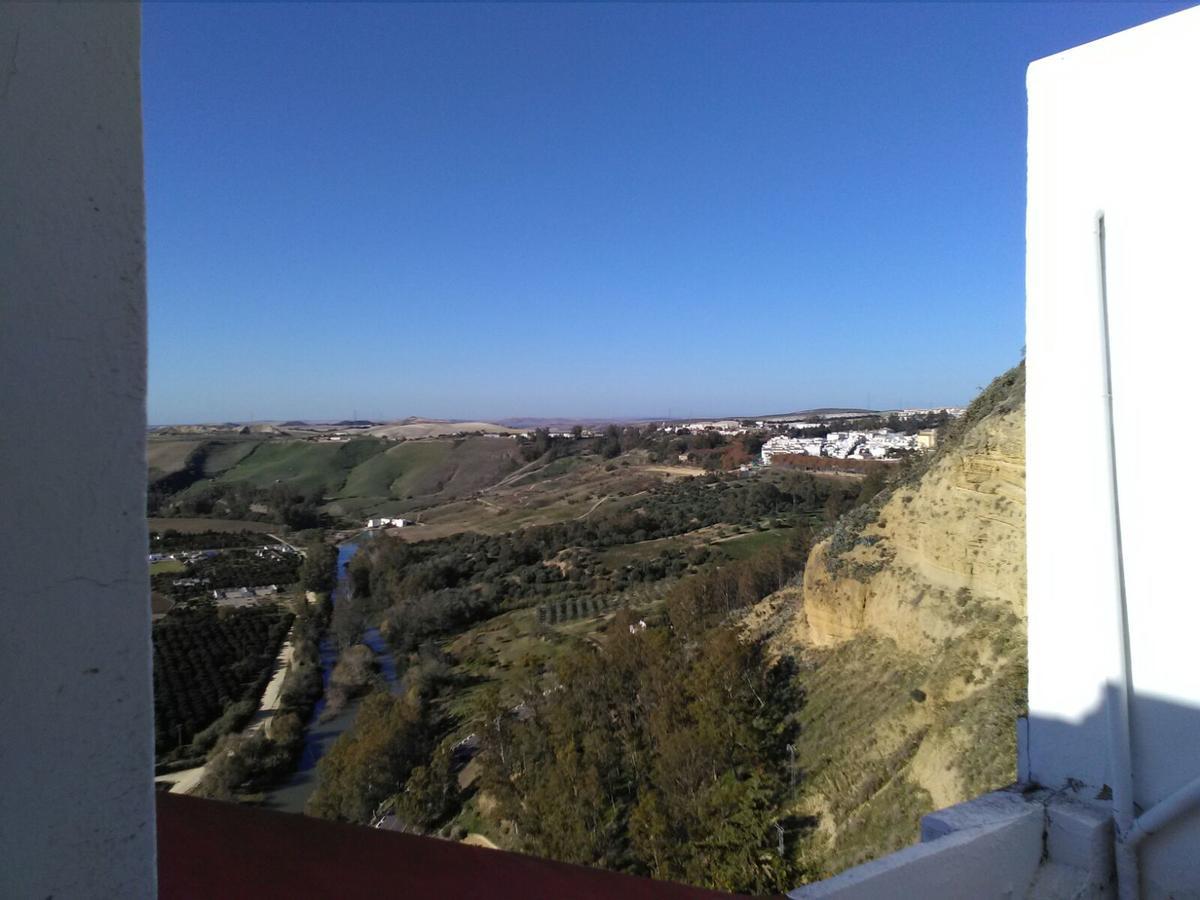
xmin=658 ymin=420 xmax=745 ymax=436
xmin=366 ymin=516 xmax=413 ymax=529
xmin=760 ymin=429 xmax=921 ymax=464
xmin=894 ymin=406 xmax=965 ymax=419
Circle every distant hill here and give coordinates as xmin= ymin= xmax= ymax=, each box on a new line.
xmin=364 ymin=420 xmax=520 ymax=440
xmin=148 ymin=431 xmax=530 ymax=521
xmin=753 ymin=408 xmax=879 ymax=422
xmin=495 ymin=416 xmax=669 ymax=429
xmin=152 ymin=422 xmax=286 ymax=435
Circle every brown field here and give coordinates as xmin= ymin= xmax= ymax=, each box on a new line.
xmin=364 ymin=421 xmax=521 ymax=440
xmin=147 ymin=517 xmax=279 ymax=533
xmin=640 ymin=464 xmax=707 ymax=477
xmin=380 ymin=458 xmax=672 ymax=542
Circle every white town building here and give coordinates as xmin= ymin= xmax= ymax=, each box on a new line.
xmin=760 ymin=429 xmax=920 ymax=464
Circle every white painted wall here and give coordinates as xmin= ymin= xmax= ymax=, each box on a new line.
xmin=1026 ymin=7 xmax=1200 ymax=896
xmin=789 ymin=792 xmax=1044 ymax=900
xmin=0 ymin=5 xmax=155 ymax=897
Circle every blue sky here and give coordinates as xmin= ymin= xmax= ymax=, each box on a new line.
xmin=143 ymin=2 xmax=1192 ymax=424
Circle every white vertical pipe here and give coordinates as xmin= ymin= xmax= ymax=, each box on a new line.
xmin=1095 ymin=212 xmax=1139 ymax=900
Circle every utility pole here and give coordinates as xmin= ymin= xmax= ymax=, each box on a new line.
xmin=787 ymin=742 xmax=797 ymax=795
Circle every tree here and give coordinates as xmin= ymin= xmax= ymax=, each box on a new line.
xmin=479 ymin=600 xmax=804 ymax=893
xmin=300 ymin=540 xmax=338 ymax=594
xmin=858 ymin=468 xmax=888 ymax=504
xmin=394 ymin=744 xmax=460 ymax=832
xmin=823 ymin=489 xmax=847 ymax=524
xmin=601 ymin=425 xmax=622 ymax=459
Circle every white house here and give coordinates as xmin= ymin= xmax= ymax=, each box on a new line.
xmin=366 ymin=516 xmax=412 ymax=529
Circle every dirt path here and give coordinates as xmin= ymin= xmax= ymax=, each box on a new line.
xmin=155 ymin=627 xmax=295 ymax=795
xmin=575 ymin=495 xmax=609 ymax=520
xmin=462 ymin=833 xmax=499 ymax=850
xmin=158 ymin=763 xmax=207 ymax=795
xmin=489 ymin=455 xmax=550 ymax=491
xmin=640 ymin=464 xmax=707 ymax=477
xmin=268 ymin=533 xmax=304 ymax=555
xmin=246 ymin=630 xmax=294 ymax=737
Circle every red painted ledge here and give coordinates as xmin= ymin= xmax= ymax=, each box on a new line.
xmin=157 ymin=793 xmax=762 ymax=899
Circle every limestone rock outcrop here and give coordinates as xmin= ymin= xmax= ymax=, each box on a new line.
xmin=803 ymin=367 xmax=1025 ymax=652
xmin=770 ymin=363 xmax=1027 ymax=877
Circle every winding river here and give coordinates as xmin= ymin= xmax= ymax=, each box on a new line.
xmin=264 ymin=535 xmax=399 ymax=814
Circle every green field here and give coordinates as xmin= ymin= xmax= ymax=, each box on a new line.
xmin=150 ymin=559 xmax=185 ymax=575
xmin=715 ymin=525 xmax=807 ymax=559
xmin=207 ymin=439 xmax=387 ymax=493
xmin=163 ymin=436 xmax=527 ymax=522
xmin=147 ymin=436 xmax=270 ymax=484
xmin=200 ymin=439 xmax=264 ymax=476
xmin=336 ymin=441 xmax=452 ymax=500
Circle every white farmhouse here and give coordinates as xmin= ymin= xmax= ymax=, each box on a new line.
xmin=366 ymin=517 xmax=413 ymax=529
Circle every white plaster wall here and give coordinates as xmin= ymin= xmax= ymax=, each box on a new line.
xmin=1026 ymin=7 xmax=1200 ymax=896
xmin=0 ymin=4 xmax=155 ymax=897
xmin=789 ymin=798 xmax=1043 ymax=900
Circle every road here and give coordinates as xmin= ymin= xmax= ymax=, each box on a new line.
xmin=268 ymin=533 xmax=305 ymax=555
xmin=245 ymin=631 xmax=294 ymax=737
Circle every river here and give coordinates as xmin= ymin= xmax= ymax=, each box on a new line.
xmin=263 ymin=534 xmax=399 ymax=814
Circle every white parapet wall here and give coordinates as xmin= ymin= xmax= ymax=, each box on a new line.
xmin=0 ymin=5 xmax=155 ymax=898
xmin=789 ymin=792 xmax=1045 ymax=900
xmin=1026 ymin=6 xmax=1200 ymax=897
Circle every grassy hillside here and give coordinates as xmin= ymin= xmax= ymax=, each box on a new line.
xmin=147 ymin=435 xmax=271 ymax=497
xmin=147 ymin=438 xmax=207 ymax=481
xmin=199 ymin=439 xmax=263 ymax=477
xmin=335 ymin=441 xmax=447 ymax=499
xmin=208 ymin=438 xmax=388 ymax=494
xmin=329 ymin=438 xmax=524 ymax=517
xmin=153 ymin=435 xmax=529 ymax=523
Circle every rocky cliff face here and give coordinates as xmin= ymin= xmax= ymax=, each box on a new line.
xmin=803 ymin=366 xmax=1025 ymax=652
xmin=759 ymin=364 xmax=1027 ymax=878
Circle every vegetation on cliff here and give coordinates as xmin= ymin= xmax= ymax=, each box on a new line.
xmin=772 ymin=362 xmax=1028 ymax=876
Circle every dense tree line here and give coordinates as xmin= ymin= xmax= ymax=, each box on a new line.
xmin=480 ymin=605 xmax=807 ymax=893
xmin=381 ymin=587 xmax=500 ymax=654
xmin=189 ymin=549 xmax=301 ymax=590
xmin=150 ymin=529 xmax=264 ymax=552
xmin=152 ymin=602 xmax=292 ymax=756
xmin=301 ymin=541 xmax=339 ymax=594
xmin=665 ymin=536 xmax=810 ymax=637
xmin=159 ymin=481 xmax=328 ymax=529
xmin=306 ymin=655 xmax=457 ymax=822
